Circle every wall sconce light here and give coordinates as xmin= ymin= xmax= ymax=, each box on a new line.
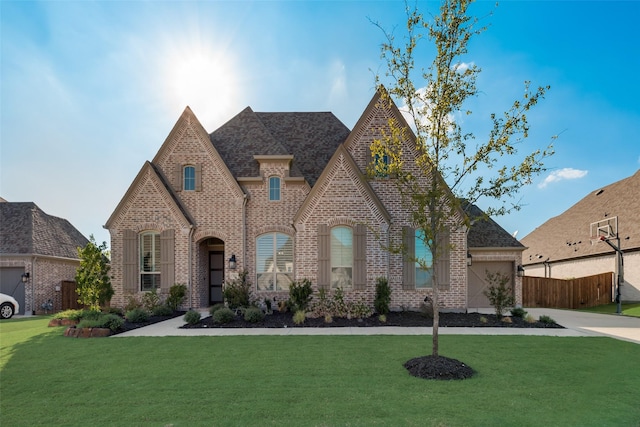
xmin=466 ymin=252 xmax=472 ymax=267
xmin=21 ymin=272 xmax=30 ymax=283
xmin=517 ymin=265 xmax=525 ymax=277
xmin=228 ymin=254 xmax=237 ymax=270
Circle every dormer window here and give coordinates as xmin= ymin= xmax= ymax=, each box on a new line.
xmin=269 ymin=176 xmax=281 ymax=201
xmin=183 ymin=166 xmax=196 ymax=191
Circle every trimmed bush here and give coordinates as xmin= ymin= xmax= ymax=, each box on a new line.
xmin=184 ymin=310 xmax=201 ymax=325
xmin=141 ymin=290 xmax=161 ymax=312
xmin=126 ymin=308 xmax=149 ymax=324
xmin=76 ymin=313 xmax=123 ymax=332
xmin=209 ymin=303 xmax=226 ymax=316
xmin=244 ymin=307 xmax=265 ymax=323
xmin=374 ymin=277 xmax=391 ymax=315
xmin=511 ymin=307 xmax=528 ymax=318
xmin=212 ymin=307 xmax=235 ymax=324
xmin=166 ymin=284 xmax=187 ymax=311
xmin=152 ymin=304 xmax=173 ymax=317
xmin=53 ymin=309 xmax=84 ymax=321
xmin=539 ymin=315 xmax=556 ymax=324
xmin=289 ymin=279 xmax=313 ymax=312
xmin=223 ymin=270 xmax=252 ymax=310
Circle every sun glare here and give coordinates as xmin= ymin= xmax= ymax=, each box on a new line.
xmin=163 ymin=45 xmax=238 ymax=129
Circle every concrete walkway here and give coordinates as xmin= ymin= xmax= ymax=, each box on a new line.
xmin=113 ymin=308 xmax=640 ymax=344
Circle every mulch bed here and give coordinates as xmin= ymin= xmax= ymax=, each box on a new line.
xmin=181 ymin=310 xmax=564 ymax=329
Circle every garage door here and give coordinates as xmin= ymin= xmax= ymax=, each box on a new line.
xmin=0 ymin=267 xmax=26 ymax=315
xmin=468 ymin=261 xmax=514 ymax=309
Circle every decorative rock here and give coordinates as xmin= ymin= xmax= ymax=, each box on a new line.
xmin=90 ymin=328 xmax=112 ymax=338
xmin=48 ymin=319 xmax=62 ymax=327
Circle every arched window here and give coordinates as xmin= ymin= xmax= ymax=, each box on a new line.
xmin=256 ymin=233 xmax=293 ymax=290
xmin=269 ymin=176 xmax=281 ymax=201
xmin=331 ymin=226 xmax=353 ymax=289
xmin=183 ymin=166 xmax=196 ymax=191
xmin=140 ymin=231 xmax=161 ymax=291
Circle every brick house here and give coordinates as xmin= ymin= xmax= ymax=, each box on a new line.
xmin=105 ymin=90 xmax=524 ymax=311
xmin=0 ymin=199 xmax=89 ymax=314
xmin=521 ymin=170 xmax=640 ymax=301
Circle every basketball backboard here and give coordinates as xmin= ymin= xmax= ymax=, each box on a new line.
xmin=590 ymin=216 xmax=618 ymax=244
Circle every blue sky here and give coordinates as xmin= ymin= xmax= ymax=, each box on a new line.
xmin=2 ymin=0 xmax=639 ymax=248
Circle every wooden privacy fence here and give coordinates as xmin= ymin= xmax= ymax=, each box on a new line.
xmin=522 ymin=272 xmax=613 ymax=309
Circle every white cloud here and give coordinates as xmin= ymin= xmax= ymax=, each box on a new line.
xmin=538 ymin=168 xmax=588 ymax=188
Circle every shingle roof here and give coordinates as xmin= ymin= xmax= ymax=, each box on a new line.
xmin=0 ymin=201 xmax=89 ymax=259
xmin=466 ymin=203 xmax=525 ymax=249
xmin=210 ymin=107 xmax=351 ymax=186
xmin=521 ymin=170 xmax=640 ymax=264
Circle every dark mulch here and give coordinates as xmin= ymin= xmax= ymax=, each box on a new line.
xmin=181 ymin=310 xmax=564 ymax=329
xmin=404 ymin=355 xmax=476 ymax=380
xmin=112 ymin=311 xmax=186 ymax=336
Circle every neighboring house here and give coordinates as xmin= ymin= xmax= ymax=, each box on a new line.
xmin=0 ymin=199 xmax=89 ymax=314
xmin=105 ymin=90 xmax=525 ymax=311
xmin=521 ymin=170 xmax=640 ymax=301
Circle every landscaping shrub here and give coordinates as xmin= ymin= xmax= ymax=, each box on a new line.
xmin=212 ymin=307 xmax=235 ymax=324
xmin=243 ymin=306 xmax=265 ymax=323
xmin=378 ymin=314 xmax=387 ymax=323
xmin=209 ymin=303 xmax=226 ymax=316
xmin=81 ymin=309 xmax=103 ymax=321
xmin=126 ymin=308 xmax=149 ymax=324
xmin=166 ymin=284 xmax=187 ymax=311
xmin=349 ymin=299 xmax=373 ymax=319
xmin=293 ymin=310 xmax=306 ymax=325
xmin=539 ymin=315 xmax=556 ymax=324
xmin=141 ymin=289 xmax=161 ymax=312
xmin=483 ymin=271 xmax=515 ymax=316
xmin=53 ymin=309 xmax=84 ymax=321
xmin=184 ymin=310 xmax=201 ymax=325
xmin=511 ymin=307 xmax=526 ymax=318
xmin=107 ymin=306 xmax=124 ymax=316
xmin=124 ymin=295 xmax=142 ymax=312
xmin=76 ymin=313 xmax=124 ymax=332
xmin=152 ymin=304 xmax=174 ymax=317
xmin=525 ymin=314 xmax=537 ymax=324
xmin=223 ymin=270 xmax=252 ymax=310
xmin=374 ymin=277 xmax=391 ymax=315
xmin=289 ymin=279 xmax=313 ymax=312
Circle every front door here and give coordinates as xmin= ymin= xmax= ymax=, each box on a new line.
xmin=209 ymin=251 xmax=224 ymax=305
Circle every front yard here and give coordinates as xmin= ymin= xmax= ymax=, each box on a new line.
xmin=1 ymin=316 xmax=638 ymax=426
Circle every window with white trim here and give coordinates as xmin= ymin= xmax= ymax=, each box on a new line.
xmin=331 ymin=226 xmax=353 ymax=289
xmin=256 ymin=232 xmax=293 ymax=290
xmin=140 ymin=231 xmax=161 ymax=291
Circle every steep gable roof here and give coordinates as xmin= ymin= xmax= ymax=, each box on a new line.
xmin=466 ymin=203 xmax=524 ymax=249
xmin=0 ymin=201 xmax=89 ymax=259
xmin=104 ymin=161 xmax=194 ymax=229
xmin=521 ymin=170 xmax=640 ymax=264
xmin=210 ymin=108 xmax=350 ymax=186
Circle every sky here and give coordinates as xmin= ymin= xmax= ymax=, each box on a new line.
xmin=2 ymin=0 xmax=639 ymax=249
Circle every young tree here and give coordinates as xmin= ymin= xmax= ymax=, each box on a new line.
xmin=75 ymin=235 xmax=113 ymax=311
xmin=371 ymin=0 xmax=554 ymax=358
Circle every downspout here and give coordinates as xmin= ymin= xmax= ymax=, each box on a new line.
xmin=188 ymin=225 xmax=194 ymax=310
xmin=31 ymin=256 xmax=37 ymax=315
xmin=242 ymin=194 xmax=248 ymax=272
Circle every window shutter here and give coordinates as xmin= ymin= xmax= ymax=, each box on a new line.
xmin=402 ymin=226 xmax=415 ymax=290
xmin=160 ymin=229 xmax=175 ymax=292
xmin=435 ymin=230 xmax=450 ymax=290
xmin=353 ymin=224 xmax=367 ymax=290
xmin=123 ymin=230 xmax=137 ymax=293
xmin=195 ymin=164 xmax=202 ymax=192
xmin=317 ymin=224 xmax=330 ymax=290
xmin=174 ymin=166 xmax=182 ymax=192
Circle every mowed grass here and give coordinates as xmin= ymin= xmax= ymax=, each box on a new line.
xmin=1 ymin=317 xmax=639 ymax=427
xmin=579 ymin=302 xmax=640 ymax=318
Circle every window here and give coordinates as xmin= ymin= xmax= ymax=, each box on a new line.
xmin=256 ymin=233 xmax=293 ymax=290
xmin=269 ymin=176 xmax=281 ymax=201
xmin=183 ymin=166 xmax=195 ymax=191
xmin=374 ymin=153 xmax=390 ymax=177
xmin=331 ymin=226 xmax=353 ymax=289
xmin=140 ymin=231 xmax=161 ymax=291
xmin=415 ymin=229 xmax=433 ymax=288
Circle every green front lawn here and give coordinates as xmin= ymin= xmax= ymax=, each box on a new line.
xmin=1 ymin=317 xmax=639 ymax=426
xmin=578 ymin=302 xmax=640 ymax=318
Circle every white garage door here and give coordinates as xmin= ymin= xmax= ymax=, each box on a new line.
xmin=468 ymin=261 xmax=514 ymax=309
